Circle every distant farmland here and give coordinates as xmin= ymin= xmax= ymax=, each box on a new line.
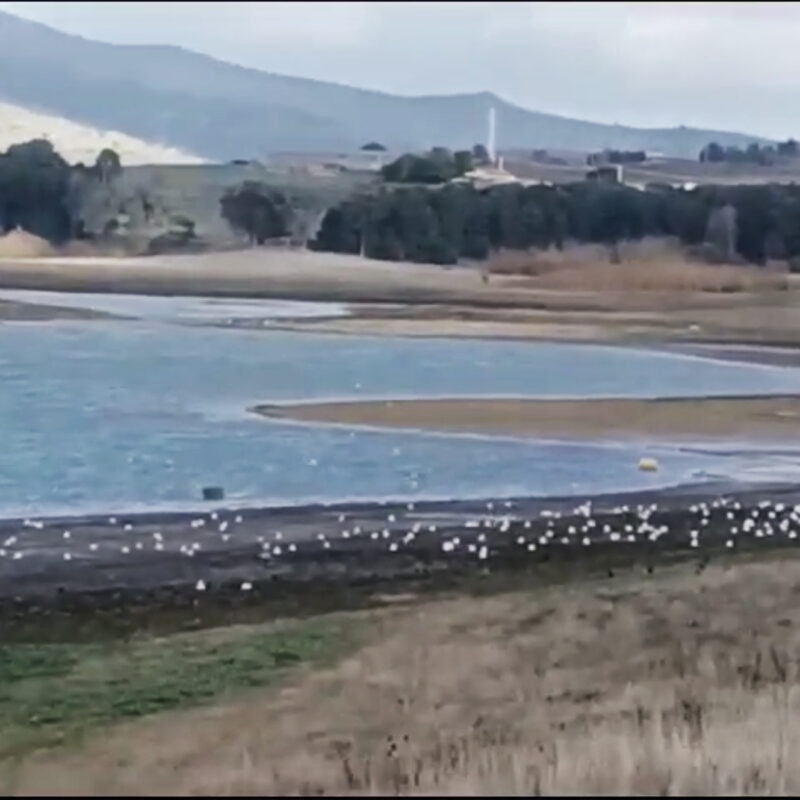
xmin=116 ymin=162 xmax=378 ymax=246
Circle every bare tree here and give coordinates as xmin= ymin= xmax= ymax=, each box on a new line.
xmin=705 ymin=203 xmax=738 ymax=263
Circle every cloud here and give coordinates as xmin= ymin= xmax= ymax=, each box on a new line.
xmin=0 ymin=1 xmax=797 ymax=138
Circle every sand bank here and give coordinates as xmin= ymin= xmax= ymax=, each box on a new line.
xmin=255 ymin=395 xmax=800 ymax=443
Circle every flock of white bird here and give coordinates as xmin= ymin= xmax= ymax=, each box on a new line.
xmin=3 ymin=495 xmax=799 ymax=594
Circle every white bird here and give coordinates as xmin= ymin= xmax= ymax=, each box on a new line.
xmin=63 ymin=552 xmax=72 ymax=561
xmin=235 ymin=514 xmax=243 ymax=524
xmin=89 ymin=543 xmax=98 ymax=551
xmin=196 ymin=579 xmax=206 ymax=591
xmin=62 ymin=530 xmax=71 ymax=539
xmin=121 ymin=546 xmax=130 ymax=554
xmin=241 ymin=581 xmax=252 ymax=591
xmin=478 ymin=545 xmax=488 ymax=560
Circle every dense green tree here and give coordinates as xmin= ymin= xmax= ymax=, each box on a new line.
xmin=0 ymin=139 xmax=74 ymax=243
xmin=219 ymin=181 xmax=292 ymax=244
xmin=312 ymin=178 xmax=800 ymax=267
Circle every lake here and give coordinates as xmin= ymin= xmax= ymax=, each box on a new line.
xmin=2 ymin=299 xmax=800 ymax=517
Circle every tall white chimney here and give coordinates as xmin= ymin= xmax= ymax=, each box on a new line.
xmin=487 ymin=106 xmax=497 ymax=165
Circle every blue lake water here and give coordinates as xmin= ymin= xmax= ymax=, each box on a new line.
xmin=2 ymin=314 xmax=800 ymax=517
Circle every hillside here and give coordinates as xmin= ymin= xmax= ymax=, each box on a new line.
xmin=0 ymin=100 xmax=205 ymax=166
xmin=0 ymin=10 xmax=774 ymax=162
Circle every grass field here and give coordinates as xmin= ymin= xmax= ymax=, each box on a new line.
xmin=4 ymin=552 xmax=800 ymax=795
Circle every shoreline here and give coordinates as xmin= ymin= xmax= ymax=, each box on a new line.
xmin=3 ymin=479 xmax=800 ymax=616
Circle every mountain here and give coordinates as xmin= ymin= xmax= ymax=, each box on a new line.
xmin=0 ymin=100 xmax=204 ymax=166
xmin=0 ymin=10 xmax=774 ymax=162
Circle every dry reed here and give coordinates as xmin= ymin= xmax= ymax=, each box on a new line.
xmin=488 ymin=239 xmax=789 ymax=294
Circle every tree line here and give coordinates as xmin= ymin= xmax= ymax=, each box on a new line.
xmin=0 ymin=139 xmax=122 ymax=244
xmin=308 ymin=181 xmax=800 ymax=267
xmin=700 ymin=139 xmax=799 ymax=165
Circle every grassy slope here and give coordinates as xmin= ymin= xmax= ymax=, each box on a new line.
xmin=5 ymin=552 xmax=800 ymax=794
xmin=0 ymin=616 xmax=356 ymax=763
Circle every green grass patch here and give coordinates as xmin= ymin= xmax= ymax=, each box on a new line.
xmin=0 ymin=615 xmax=354 ymax=759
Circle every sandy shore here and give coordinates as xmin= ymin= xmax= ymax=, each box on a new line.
xmin=255 ymin=395 xmax=800 ymax=443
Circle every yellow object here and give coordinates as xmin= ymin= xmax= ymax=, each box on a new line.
xmin=638 ymin=457 xmax=659 ymax=472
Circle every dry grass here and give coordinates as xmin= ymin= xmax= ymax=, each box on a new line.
xmin=0 ymin=229 xmax=55 ymax=259
xmin=488 ymin=239 xmax=789 ymax=294
xmin=9 ymin=554 xmax=800 ymax=795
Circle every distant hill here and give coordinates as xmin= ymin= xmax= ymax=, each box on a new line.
xmin=0 ymin=10 xmax=775 ymax=162
xmin=0 ymin=100 xmax=204 ymax=166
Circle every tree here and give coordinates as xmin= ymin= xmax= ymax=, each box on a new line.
xmin=94 ymin=148 xmax=122 ymax=184
xmin=704 ymin=203 xmax=738 ymax=262
xmin=778 ymin=139 xmax=799 ymax=158
xmin=219 ymin=181 xmax=293 ymax=245
xmin=453 ymin=150 xmax=474 ymax=176
xmin=700 ymin=142 xmax=725 ymax=163
xmin=381 ymin=152 xmax=456 ymax=184
xmin=0 ymin=138 xmax=74 ymax=243
xmin=360 ymin=141 xmax=387 ymax=152
xmin=472 ymin=143 xmax=490 ymax=164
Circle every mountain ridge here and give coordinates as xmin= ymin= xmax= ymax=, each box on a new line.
xmin=0 ymin=9 xmax=774 ymax=161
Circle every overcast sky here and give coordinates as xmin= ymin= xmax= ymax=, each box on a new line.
xmin=0 ymin=1 xmax=797 ymax=138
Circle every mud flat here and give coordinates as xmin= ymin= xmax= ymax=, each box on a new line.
xmin=4 ymin=480 xmax=800 ymax=636
xmin=254 ymin=395 xmax=800 ymax=443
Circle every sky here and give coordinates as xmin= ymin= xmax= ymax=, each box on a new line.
xmin=0 ymin=1 xmax=797 ymax=138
